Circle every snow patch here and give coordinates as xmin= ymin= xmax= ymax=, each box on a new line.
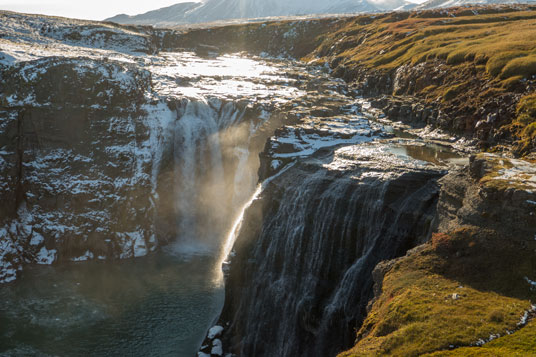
xmin=36 ymin=246 xmax=57 ymax=265
xmin=208 ymin=325 xmax=224 ymax=339
xmin=71 ymin=250 xmax=94 ymax=262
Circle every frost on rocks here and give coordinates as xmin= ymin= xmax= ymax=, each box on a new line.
xmin=0 ymin=11 xmax=356 ymax=284
xmin=208 ymin=325 xmax=224 ymax=339
xmin=36 ymin=246 xmax=57 ymax=265
xmin=525 ymin=276 xmax=536 ymax=290
xmin=211 ymin=339 xmax=223 ymax=356
xmin=71 ymin=250 xmax=94 ymax=262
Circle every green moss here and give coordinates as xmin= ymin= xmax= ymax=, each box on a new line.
xmin=443 ymin=83 xmax=467 ymax=102
xmin=509 ymin=94 xmax=536 ymax=155
xmin=517 ymin=93 xmax=536 ymax=124
xmin=500 ymin=75 xmax=523 ymax=91
xmin=339 ymin=227 xmax=536 ymax=357
xmin=446 ymin=49 xmax=473 ymax=65
xmin=486 ymin=52 xmax=526 ymax=77
xmin=424 ymin=322 xmax=536 ymax=356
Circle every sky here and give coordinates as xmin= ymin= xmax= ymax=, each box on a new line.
xmin=0 ymin=0 xmax=200 ymax=21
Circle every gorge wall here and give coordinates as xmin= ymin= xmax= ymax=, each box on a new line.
xmin=220 ymin=142 xmax=443 ymax=356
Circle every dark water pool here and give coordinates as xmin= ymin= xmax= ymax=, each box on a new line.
xmin=0 ymin=252 xmax=224 ymax=357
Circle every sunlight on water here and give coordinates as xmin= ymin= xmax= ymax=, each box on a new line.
xmin=220 ymin=162 xmax=297 ymax=265
xmin=1 ymin=50 xmax=311 ymax=356
xmin=149 ymin=52 xmax=304 ymax=100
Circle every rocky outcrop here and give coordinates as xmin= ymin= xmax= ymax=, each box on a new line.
xmin=0 ymin=56 xmax=167 ymax=283
xmin=438 ymin=153 xmax=536 ymax=238
xmin=342 ymin=152 xmax=536 ymax=356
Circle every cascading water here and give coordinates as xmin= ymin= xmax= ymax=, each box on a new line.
xmin=168 ymin=98 xmax=264 ymax=255
xmin=0 ymin=51 xmax=310 ymax=357
xmin=220 ymin=144 xmax=445 ymax=356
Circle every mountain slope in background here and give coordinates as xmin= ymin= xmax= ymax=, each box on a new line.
xmin=416 ymin=0 xmax=535 ymax=9
xmin=106 ymin=0 xmax=536 ymax=26
xmin=106 ymin=2 xmax=203 ymax=26
xmin=105 ymin=0 xmax=407 ymax=26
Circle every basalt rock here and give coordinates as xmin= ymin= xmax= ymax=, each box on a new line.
xmin=219 ymin=136 xmax=445 ymax=356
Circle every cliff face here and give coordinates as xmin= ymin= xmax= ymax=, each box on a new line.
xmin=208 ymin=96 xmax=452 ymax=355
xmin=0 ymin=55 xmax=163 ymax=282
xmin=341 ymin=153 xmax=536 ymax=356
xmin=0 ymin=12 xmax=304 ymax=283
xmin=221 ymin=143 xmax=443 ymax=356
xmin=2 ymin=8 xmax=536 ymax=357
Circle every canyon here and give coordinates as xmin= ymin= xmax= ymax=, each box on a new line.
xmin=1 ymin=5 xmax=536 ymax=357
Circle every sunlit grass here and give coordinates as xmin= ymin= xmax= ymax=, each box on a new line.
xmin=306 ymin=7 xmax=536 ymax=80
xmin=339 ymin=227 xmax=536 ymax=357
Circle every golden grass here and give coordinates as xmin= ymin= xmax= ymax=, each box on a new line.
xmin=339 ymin=227 xmax=536 ymax=357
xmin=424 ymin=321 xmax=536 ymax=356
xmin=306 ymin=7 xmax=536 ymax=80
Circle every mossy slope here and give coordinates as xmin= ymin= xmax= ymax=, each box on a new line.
xmin=303 ymin=6 xmax=536 ymax=155
xmin=339 ymin=153 xmax=536 ymax=356
xmin=339 ymin=227 xmax=536 ymax=356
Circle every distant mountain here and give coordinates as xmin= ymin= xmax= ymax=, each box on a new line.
xmin=105 ymin=0 xmax=405 ymax=27
xmin=106 ymin=2 xmax=203 ymax=26
xmin=416 ymin=0 xmax=535 ymax=9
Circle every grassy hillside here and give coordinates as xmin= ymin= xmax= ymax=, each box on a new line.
xmin=306 ymin=7 xmax=536 ymax=76
xmin=302 ymin=5 xmax=536 ymax=156
xmin=340 ymin=228 xmax=536 ymax=356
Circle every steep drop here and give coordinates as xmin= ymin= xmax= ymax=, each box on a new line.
xmin=218 ymin=141 xmax=445 ymax=355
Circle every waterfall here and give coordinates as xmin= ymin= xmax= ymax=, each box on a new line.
xmin=165 ymin=98 xmax=263 ymax=255
xmin=221 ymin=148 xmax=443 ymax=356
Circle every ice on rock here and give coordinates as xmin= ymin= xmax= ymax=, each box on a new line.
xmin=524 ymin=276 xmax=536 ymax=290
xmin=0 ymin=10 xmax=355 ymax=286
xmin=36 ymin=246 xmax=57 ymax=265
xmin=208 ymin=325 xmax=224 ymax=339
xmin=71 ymin=250 xmax=94 ymax=262
xmin=271 ymin=160 xmax=282 ymax=170
xmin=29 ymin=231 xmax=44 ymax=246
xmin=211 ymin=339 xmax=223 ymax=356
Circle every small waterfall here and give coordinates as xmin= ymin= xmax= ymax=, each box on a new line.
xmin=166 ymin=99 xmax=263 ymax=255
xmin=221 ymin=151 xmax=443 ymax=356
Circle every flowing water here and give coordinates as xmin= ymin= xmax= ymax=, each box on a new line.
xmin=0 ymin=53 xmax=307 ymax=356
xmin=0 ymin=51 xmax=467 ymax=356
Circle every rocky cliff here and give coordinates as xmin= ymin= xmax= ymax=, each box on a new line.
xmin=341 ymin=153 xmax=536 ymax=356
xmin=218 ymin=138 xmax=445 ymax=356
xmin=0 ymin=11 xmax=317 ymax=283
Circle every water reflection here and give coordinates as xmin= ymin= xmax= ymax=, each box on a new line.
xmin=389 ymin=143 xmax=467 ymax=166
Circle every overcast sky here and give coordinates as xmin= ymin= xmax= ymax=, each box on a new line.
xmin=0 ymin=0 xmax=199 ymax=21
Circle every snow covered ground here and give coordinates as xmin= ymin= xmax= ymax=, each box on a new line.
xmin=0 ymin=11 xmax=319 ymax=283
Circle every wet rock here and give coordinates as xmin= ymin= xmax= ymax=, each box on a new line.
xmin=220 ymin=136 xmax=445 ymax=356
